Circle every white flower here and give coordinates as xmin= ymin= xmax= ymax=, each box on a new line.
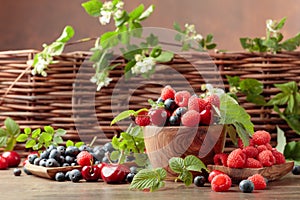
xmin=131 ymin=57 xmax=155 ymax=74
xmin=103 ymin=1 xmax=113 ymax=10
xmin=96 ymin=76 xmax=112 ymax=91
xmin=193 ymin=34 xmax=203 ymax=42
xmin=134 ymin=54 xmax=143 ymax=62
xmin=114 ymin=9 xmax=123 ymax=19
xmin=266 ymin=19 xmax=277 ymax=33
xmin=99 ymin=10 xmax=112 ymax=25
xmin=185 ymin=24 xmax=196 ymax=34
xmin=116 ymin=1 xmax=124 ymax=9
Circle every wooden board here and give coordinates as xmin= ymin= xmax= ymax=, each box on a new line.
xmin=208 ymin=161 xmax=294 ymax=182
xmin=24 ymin=163 xmax=82 ymax=179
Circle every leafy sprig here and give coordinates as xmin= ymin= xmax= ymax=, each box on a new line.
xmin=16 ymin=126 xmax=67 ymax=151
xmin=240 ymin=17 xmax=300 ymax=53
xmin=0 ymin=117 xmax=21 ymax=151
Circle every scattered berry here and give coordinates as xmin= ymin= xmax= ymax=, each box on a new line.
xmin=194 ymin=176 xmax=206 ymax=187
xmin=292 ymin=166 xmax=300 ymax=175
xmin=245 ymin=158 xmax=263 ymax=168
xmin=76 ymin=151 xmax=93 ymax=166
xmin=181 ymin=110 xmax=201 ymax=127
xmin=126 ymin=172 xmax=135 ymax=183
xmin=227 ymin=148 xmax=246 ymax=168
xmin=257 ymin=150 xmax=275 ymax=167
xmin=239 ymin=180 xmax=254 ymax=193
xmin=0 ymin=156 xmax=8 ymax=170
xmin=69 ymin=169 xmax=82 ymax=182
xmin=135 ymin=111 xmax=151 ymax=126
xmin=174 ymin=91 xmax=191 ymax=107
xmin=174 ymin=107 xmax=187 ymax=117
xmin=247 ymin=174 xmax=267 ymax=190
xmin=242 ymin=146 xmax=258 ymax=158
xmin=149 ymin=108 xmax=167 ymax=126
xmin=271 ymin=149 xmax=286 ymax=164
xmin=208 ymin=170 xmax=224 ymax=183
xmin=13 ymin=168 xmax=22 ymax=176
xmin=55 ymin=172 xmax=66 ymax=182
xmin=23 ymin=167 xmax=32 ymax=175
xmin=211 ymin=174 xmax=232 ymax=192
xmin=213 ymin=153 xmax=228 ymax=167
xmin=160 ymin=85 xmax=175 ymax=100
xmin=252 ymin=130 xmax=271 ymax=145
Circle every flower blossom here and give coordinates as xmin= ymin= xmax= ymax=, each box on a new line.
xmin=131 ymin=56 xmax=156 ymax=75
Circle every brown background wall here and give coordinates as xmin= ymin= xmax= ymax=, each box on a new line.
xmin=0 ymin=0 xmax=299 ymax=51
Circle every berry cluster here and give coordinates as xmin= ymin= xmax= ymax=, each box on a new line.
xmin=135 ymin=85 xmax=220 ymax=127
xmin=213 ymin=130 xmax=286 ymax=169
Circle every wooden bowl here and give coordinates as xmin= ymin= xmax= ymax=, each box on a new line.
xmin=208 ymin=161 xmax=294 ymax=182
xmin=143 ymin=125 xmax=227 ymax=177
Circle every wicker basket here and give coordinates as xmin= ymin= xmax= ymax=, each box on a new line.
xmin=1 ymin=49 xmax=300 ymax=156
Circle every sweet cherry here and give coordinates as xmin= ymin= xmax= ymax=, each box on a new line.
xmin=101 ymin=164 xmax=130 ymax=184
xmin=2 ymin=151 xmax=21 ymax=167
xmin=81 ymin=165 xmax=101 ymax=182
xmin=0 ymin=156 xmax=8 ymax=170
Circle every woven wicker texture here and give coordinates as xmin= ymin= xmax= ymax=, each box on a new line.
xmin=1 ymin=50 xmax=300 ymax=155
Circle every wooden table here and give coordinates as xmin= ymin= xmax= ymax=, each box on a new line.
xmin=1 ymin=168 xmax=300 ymax=200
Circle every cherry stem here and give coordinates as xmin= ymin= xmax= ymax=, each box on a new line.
xmin=89 ymin=136 xmax=97 ymax=147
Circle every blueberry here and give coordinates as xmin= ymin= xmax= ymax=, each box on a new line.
xmin=65 ymin=171 xmax=71 ymax=181
xmin=69 ymin=169 xmax=82 ymax=182
xmin=39 ymin=159 xmax=47 ymax=167
xmin=49 ymin=149 xmax=61 ymax=161
xmin=175 ymin=107 xmax=187 ymax=117
xmin=103 ymin=142 xmax=115 ymax=153
xmin=56 ymin=146 xmax=65 ymax=156
xmin=58 ymin=156 xmax=65 ymax=165
xmin=46 ymin=158 xmax=60 ymax=167
xmin=102 ymin=157 xmax=110 ymax=163
xmin=65 ymin=146 xmax=80 ymax=157
xmin=65 ymin=155 xmax=75 ymax=164
xmin=129 ymin=166 xmax=138 ymax=174
xmin=194 ymin=176 xmax=206 ymax=187
xmin=126 ymin=173 xmax=135 ymax=183
xmin=13 ymin=168 xmax=22 ymax=176
xmin=156 ymin=97 xmax=164 ymax=104
xmin=79 ymin=145 xmax=92 ymax=152
xmin=62 ymin=163 xmax=70 ymax=167
xmin=71 ymin=163 xmax=77 ymax=166
xmin=46 ymin=145 xmax=57 ymax=152
xmin=23 ymin=167 xmax=32 ymax=175
xmin=169 ymin=115 xmax=180 ymax=126
xmin=55 ymin=172 xmax=65 ymax=182
xmin=92 ymin=149 xmax=105 ymax=161
xmin=33 ymin=157 xmax=41 ymax=166
xmin=292 ymin=166 xmax=300 ymax=175
xmin=40 ymin=151 xmax=50 ymax=159
xmin=28 ymin=154 xmax=39 ymax=164
xmin=239 ymin=180 xmax=254 ymax=193
xmin=164 ymin=98 xmax=178 ymax=111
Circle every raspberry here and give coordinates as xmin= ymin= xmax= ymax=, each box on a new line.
xmin=148 ymin=108 xmax=167 ymax=126
xmin=238 ymin=138 xmax=254 ymax=149
xmin=257 ymin=150 xmax=275 ymax=167
xmin=211 ymin=174 xmax=232 ymax=192
xmin=242 ymin=146 xmax=258 ymax=158
xmin=188 ymin=96 xmax=207 ymax=112
xmin=199 ymin=108 xmax=213 ymax=125
xmin=135 ymin=111 xmax=150 ymax=126
xmin=256 ymin=144 xmax=268 ymax=153
xmin=245 ymin=158 xmax=263 ymax=168
xmin=272 ymin=149 xmax=286 ymax=164
xmin=161 ymin=85 xmax=176 ymax=100
xmin=181 ymin=110 xmax=200 ymax=127
xmin=213 ymin=153 xmax=228 ymax=167
xmin=252 ymin=130 xmax=271 ymax=145
xmin=76 ymin=151 xmax=93 ymax=166
xmin=247 ymin=174 xmax=267 ymax=190
xmin=174 ymin=91 xmax=191 ymax=107
xmin=208 ymin=170 xmax=224 ymax=183
xmin=265 ymin=143 xmax=273 ymax=150
xmin=227 ymin=148 xmax=247 ymax=168
xmin=205 ymin=94 xmax=220 ymax=108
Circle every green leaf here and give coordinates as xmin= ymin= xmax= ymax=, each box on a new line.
xmin=25 ymin=139 xmax=36 ymax=148
xmin=169 ymin=157 xmax=185 ymax=173
xmin=276 ymin=126 xmax=286 ymax=153
xmin=0 ymin=128 xmax=7 ymax=147
xmin=184 ymin=155 xmax=208 ymax=172
xmin=75 ymin=142 xmax=85 ymax=148
xmin=100 ymin=31 xmax=119 ymax=49
xmin=225 ymin=124 xmax=238 ymax=145
xmin=226 ymin=75 xmax=240 ymax=87
xmin=24 ymin=127 xmax=31 ymax=135
xmin=179 ymin=170 xmax=193 ymax=186
xmin=56 ymin=26 xmax=75 ymax=43
xmin=246 ymin=94 xmax=266 ymax=105
xmin=81 ymin=0 xmax=103 ymax=17
xmin=281 ymin=33 xmax=300 ymax=51
xmin=129 ymin=168 xmax=167 ymax=192
xmin=128 ymin=126 xmax=143 ymax=138
xmin=240 ymin=38 xmax=251 ymax=50
xmin=55 ymin=129 xmax=67 ymax=137
xmin=138 ymin=5 xmax=155 ymax=21
xmin=153 ymin=51 xmax=174 ymax=63
xmin=267 ymin=93 xmax=290 ymax=106
xmin=234 ymin=122 xmax=250 ymax=147
xmin=275 ymin=17 xmax=286 ymax=30
xmin=240 ymin=78 xmax=263 ymax=95
xmin=110 ymin=150 xmax=120 ymax=161
xmin=53 ymin=136 xmax=64 ymax=144
xmin=206 ymin=43 xmax=217 ymax=50
xmin=16 ymin=134 xmax=28 ymax=142
xmin=129 ymin=4 xmax=144 ymax=20
xmin=111 ymin=110 xmax=136 ymax=125
xmin=66 ymin=140 xmax=74 ymax=147
xmin=146 ymin=34 xmax=159 ymax=46
xmin=173 ymin=22 xmax=182 ymax=32
xmin=44 ymin=126 xmax=54 ymax=134
xmin=39 ymin=132 xmax=52 ymax=143
xmin=284 ymin=141 xmax=300 ymax=161
xmin=6 ymin=137 xmax=16 ymax=151
xmin=4 ymin=117 xmax=20 ymax=136
xmin=31 ymin=128 xmax=41 ymax=139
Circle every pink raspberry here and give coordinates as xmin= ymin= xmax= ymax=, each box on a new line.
xmin=181 ymin=110 xmax=200 ymax=127
xmin=238 ymin=138 xmax=254 ymax=149
xmin=248 ymin=174 xmax=267 ymax=190
xmin=245 ymin=158 xmax=263 ymax=168
xmin=161 ymin=85 xmax=175 ymax=100
xmin=256 ymin=145 xmax=268 ymax=153
xmin=271 ymin=149 xmax=286 ymax=164
xmin=242 ymin=146 xmax=258 ymax=158
xmin=205 ymin=94 xmax=220 ymax=108
xmin=252 ymin=130 xmax=271 ymax=145
xmin=213 ymin=153 xmax=228 ymax=167
xmin=257 ymin=150 xmax=275 ymax=167
xmin=227 ymin=149 xmax=247 ymax=168
xmin=211 ymin=174 xmax=232 ymax=192
xmin=174 ymin=91 xmax=191 ymax=107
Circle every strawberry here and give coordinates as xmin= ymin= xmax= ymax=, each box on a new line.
xmin=181 ymin=110 xmax=201 ymax=127
xmin=148 ymin=108 xmax=167 ymax=126
xmin=76 ymin=151 xmax=93 ymax=166
xmin=135 ymin=111 xmax=151 ymax=126
xmin=174 ymin=91 xmax=191 ymax=107
xmin=160 ymin=85 xmax=176 ymax=100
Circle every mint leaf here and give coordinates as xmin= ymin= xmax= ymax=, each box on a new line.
xmin=66 ymin=140 xmax=74 ymax=147
xmin=138 ymin=5 xmax=155 ymax=21
xmin=53 ymin=136 xmax=64 ymax=144
xmin=24 ymin=127 xmax=31 ymax=135
xmin=184 ymin=155 xmax=208 ymax=172
xmin=25 ymin=139 xmax=36 ymax=148
xmin=129 ymin=168 xmax=167 ymax=192
xmin=75 ymin=142 xmax=85 ymax=148
xmin=169 ymin=157 xmax=185 ymax=173
xmin=110 ymin=150 xmax=121 ymax=161
xmin=0 ymin=128 xmax=7 ymax=147
xmin=31 ymin=128 xmax=41 ymax=139
xmin=129 ymin=4 xmax=144 ymax=20
xmin=153 ymin=51 xmax=174 ymax=62
xmin=16 ymin=134 xmax=28 ymax=142
xmin=284 ymin=141 xmax=300 ymax=161
xmin=39 ymin=132 xmax=52 ymax=143
xmin=276 ymin=126 xmax=286 ymax=153
xmin=44 ymin=126 xmax=54 ymax=134
xmin=56 ymin=26 xmax=75 ymax=43
xmin=111 ymin=110 xmax=136 ymax=125
xmin=4 ymin=117 xmax=20 ymax=136
xmin=179 ymin=170 xmax=193 ymax=186
xmin=55 ymin=129 xmax=67 ymax=137
xmin=82 ymin=0 xmax=102 ymax=17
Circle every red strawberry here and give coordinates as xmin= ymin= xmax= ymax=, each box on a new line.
xmin=161 ymin=85 xmax=175 ymax=100
xmin=257 ymin=150 xmax=275 ymax=167
xmin=148 ymin=108 xmax=167 ymax=126
xmin=245 ymin=158 xmax=263 ymax=168
xmin=252 ymin=130 xmax=271 ymax=145
xmin=181 ymin=110 xmax=200 ymax=127
xmin=213 ymin=153 xmax=228 ymax=167
xmin=76 ymin=151 xmax=93 ymax=166
xmin=227 ymin=148 xmax=247 ymax=168
xmin=271 ymin=149 xmax=286 ymax=164
xmin=199 ymin=108 xmax=213 ymax=125
xmin=211 ymin=174 xmax=232 ymax=192
xmin=248 ymin=174 xmax=267 ymax=190
xmin=135 ymin=111 xmax=150 ymax=126
xmin=174 ymin=91 xmax=191 ymax=107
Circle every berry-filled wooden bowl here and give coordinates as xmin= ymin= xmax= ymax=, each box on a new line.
xmin=143 ymin=125 xmax=227 ymax=178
